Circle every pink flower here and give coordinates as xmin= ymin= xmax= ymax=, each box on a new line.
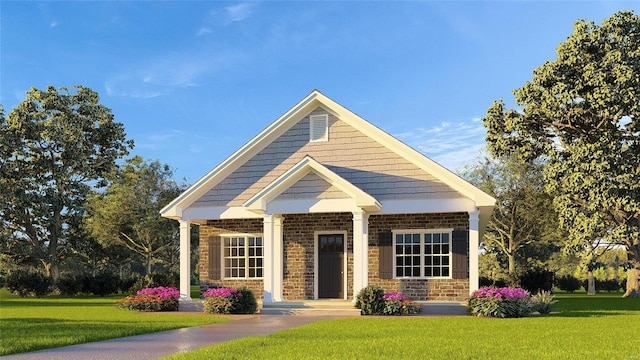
xmin=203 ymin=287 xmax=243 ymax=298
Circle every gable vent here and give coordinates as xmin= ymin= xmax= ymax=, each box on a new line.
xmin=309 ymin=114 xmax=329 ymax=142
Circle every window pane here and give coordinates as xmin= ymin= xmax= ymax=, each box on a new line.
xmin=425 ymin=245 xmax=432 ymax=254
xmin=434 ymin=257 xmax=441 ymax=266
xmin=433 ymin=234 xmax=441 ymax=244
xmin=406 ymin=257 xmax=412 ymax=266
xmin=256 ymin=269 xmax=263 ymax=277
xmin=442 ymin=256 xmax=450 ymax=266
xmin=396 ymin=245 xmax=403 ymax=254
xmin=442 ymin=233 xmax=449 ymax=244
xmin=249 ymin=269 xmax=255 ymax=277
xmin=425 ymin=268 xmax=432 ymax=277
xmin=257 ymin=258 xmax=263 ymax=267
xmin=412 ymin=234 xmax=420 ymax=243
xmin=413 ymin=267 xmax=420 ymax=277
xmin=425 ymin=257 xmax=432 ymax=266
xmin=442 ymin=244 xmax=449 ymax=254
xmin=397 ymin=257 xmax=404 ymax=266
xmin=238 ymin=269 xmax=245 ymax=277
xmin=433 ymin=267 xmax=441 ymax=277
xmin=396 ymin=267 xmax=403 ymax=277
xmin=396 ymin=234 xmax=404 ymax=244
xmin=424 ymin=234 xmax=432 ymax=243
xmin=239 ymin=248 xmax=245 ymax=257
xmin=442 ymin=268 xmax=450 ymax=277
xmin=412 ymin=244 xmax=420 ymax=253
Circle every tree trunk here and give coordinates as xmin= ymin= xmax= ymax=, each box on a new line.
xmin=587 ymin=271 xmax=596 ymax=295
xmin=623 ymin=268 xmax=640 ymax=298
xmin=623 ymin=243 xmax=640 ymax=298
xmin=508 ymin=254 xmax=515 ymax=274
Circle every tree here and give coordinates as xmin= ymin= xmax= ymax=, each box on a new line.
xmin=0 ymin=86 xmax=133 ymax=280
xmin=463 ymin=152 xmax=560 ymax=280
xmin=482 ymin=11 xmax=640 ymax=297
xmin=85 ymin=156 xmax=182 ymax=274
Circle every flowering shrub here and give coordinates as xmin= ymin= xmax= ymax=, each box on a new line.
xmin=355 ymin=286 xmax=420 ymax=315
xmin=203 ymin=287 xmax=257 ymax=314
xmin=116 ymin=286 xmax=179 ymax=312
xmin=467 ymin=287 xmax=533 ymax=318
xmin=381 ymin=292 xmax=421 ymax=315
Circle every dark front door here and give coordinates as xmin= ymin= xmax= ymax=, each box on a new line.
xmin=318 ymin=234 xmax=344 ymax=298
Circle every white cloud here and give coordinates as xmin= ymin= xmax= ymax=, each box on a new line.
xmin=394 ymin=117 xmax=487 ymax=173
xmin=225 ymin=3 xmax=254 ymax=25
xmin=105 ymin=50 xmax=245 ymax=98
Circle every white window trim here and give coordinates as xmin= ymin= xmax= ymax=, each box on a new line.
xmin=392 ymin=228 xmax=453 ymax=279
xmin=309 ymin=114 xmax=329 ymax=142
xmin=220 ymin=233 xmax=264 ymax=280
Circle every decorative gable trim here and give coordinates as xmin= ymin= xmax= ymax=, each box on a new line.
xmin=244 ymin=156 xmax=381 ymax=213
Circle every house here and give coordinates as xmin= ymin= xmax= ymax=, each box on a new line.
xmin=160 ymin=90 xmax=495 ymax=303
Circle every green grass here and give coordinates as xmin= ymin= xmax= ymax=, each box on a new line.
xmin=166 ymin=293 xmax=640 ymax=360
xmin=0 ymin=288 xmax=227 ymax=356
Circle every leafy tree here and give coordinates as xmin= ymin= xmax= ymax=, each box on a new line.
xmin=463 ymin=152 xmax=560 ymax=281
xmin=482 ymin=11 xmax=640 ymax=297
xmin=85 ymin=156 xmax=182 ymax=274
xmin=0 ymin=86 xmax=133 ymax=280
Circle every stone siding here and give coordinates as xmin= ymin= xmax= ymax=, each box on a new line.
xmin=199 ymin=219 xmax=264 ymax=299
xmin=281 ymin=213 xmax=353 ymax=300
xmin=198 ymin=212 xmax=471 ymax=302
xmin=368 ymin=213 xmax=471 ymax=301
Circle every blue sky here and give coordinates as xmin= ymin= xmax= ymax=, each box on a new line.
xmin=2 ymin=1 xmax=638 ymax=183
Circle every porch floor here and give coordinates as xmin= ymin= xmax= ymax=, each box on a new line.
xmin=179 ymin=299 xmax=468 ymax=316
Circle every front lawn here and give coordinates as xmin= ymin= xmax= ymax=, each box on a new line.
xmin=165 ymin=293 xmax=640 ymax=360
xmin=0 ymin=288 xmax=227 ymax=356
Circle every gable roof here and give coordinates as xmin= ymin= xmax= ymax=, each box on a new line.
xmin=161 ymin=90 xmax=495 ymax=219
xmin=244 ymin=155 xmax=382 ymax=213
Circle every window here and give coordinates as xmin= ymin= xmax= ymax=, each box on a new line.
xmin=394 ymin=230 xmax=452 ymax=278
xmin=310 ymin=114 xmax=329 ymax=142
xmin=223 ymin=235 xmax=263 ymax=278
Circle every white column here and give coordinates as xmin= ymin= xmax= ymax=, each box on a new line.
xmin=262 ymin=215 xmax=274 ymax=303
xmin=468 ymin=209 xmax=480 ymax=295
xmin=179 ymin=220 xmax=191 ymax=300
xmin=273 ymin=215 xmax=283 ymax=301
xmin=352 ymin=211 xmax=369 ymax=301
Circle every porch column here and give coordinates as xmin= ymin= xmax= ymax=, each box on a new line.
xmin=263 ymin=215 xmax=275 ymax=303
xmin=468 ymin=209 xmax=480 ymax=295
xmin=179 ymin=220 xmax=191 ymax=300
xmin=273 ymin=215 xmax=283 ymax=301
xmin=352 ymin=211 xmax=369 ymax=301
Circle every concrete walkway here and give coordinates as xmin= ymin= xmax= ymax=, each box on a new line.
xmin=1 ymin=315 xmax=338 ymax=360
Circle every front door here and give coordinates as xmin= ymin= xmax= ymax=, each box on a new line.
xmin=318 ymin=234 xmax=344 ymax=298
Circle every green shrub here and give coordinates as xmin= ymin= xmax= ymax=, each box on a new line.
xmin=203 ymin=287 xmax=257 ymax=314
xmin=555 ymin=275 xmax=581 ymax=293
xmin=55 ymin=275 xmax=83 ymax=296
xmin=6 ymin=270 xmax=52 ymax=297
xmin=129 ymin=272 xmax=178 ymax=294
xmin=234 ymin=288 xmax=258 ymax=314
xmin=599 ymin=279 xmax=621 ymax=292
xmin=467 ymin=287 xmax=533 ymax=318
xmin=355 ymin=285 xmax=385 ymax=315
xmin=531 ymin=291 xmax=557 ymax=314
xmin=519 ymin=268 xmax=554 ymax=294
xmin=84 ymin=272 xmax=120 ymax=296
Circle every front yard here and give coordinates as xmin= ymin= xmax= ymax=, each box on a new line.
xmin=0 ymin=288 xmax=225 ymax=356
xmin=1 ymin=289 xmax=638 ymax=359
xmin=165 ymin=293 xmax=640 ymax=360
